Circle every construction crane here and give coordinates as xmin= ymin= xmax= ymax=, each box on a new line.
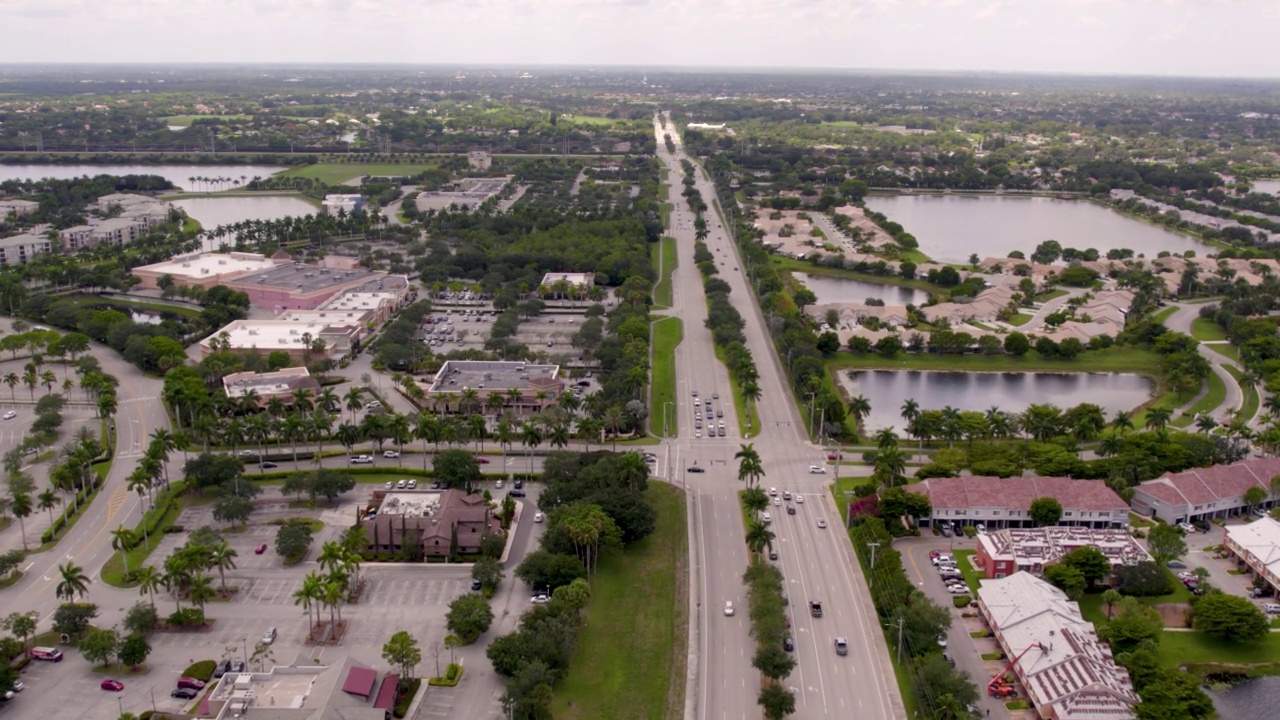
xmin=987 ymin=642 xmax=1047 ymax=698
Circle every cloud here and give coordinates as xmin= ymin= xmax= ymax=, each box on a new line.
xmin=974 ymin=0 xmax=1009 ymax=19
xmin=1075 ymin=14 xmax=1102 ymax=26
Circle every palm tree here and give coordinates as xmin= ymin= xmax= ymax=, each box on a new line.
xmin=901 ymin=398 xmax=920 ymax=431
xmin=603 ymin=405 xmax=625 ymax=450
xmin=136 ymin=565 xmax=164 ymax=611
xmin=734 ymin=443 xmax=764 ymax=489
xmin=36 ymin=488 xmax=59 ymax=525
xmin=846 ymin=394 xmax=872 ymax=436
xmin=187 ymin=571 xmax=215 ymax=612
xmin=1145 ymin=407 xmax=1172 ymax=435
xmin=1195 ymin=413 xmax=1218 ymax=434
xmin=209 ymin=542 xmax=238 ymax=595
xmin=742 ymin=487 xmax=769 ymax=517
xmin=389 ymin=413 xmax=412 ymax=463
xmin=110 ymin=526 xmax=136 ymax=578
xmin=741 ymin=381 xmax=761 ymax=430
xmin=294 ymin=572 xmax=323 ymax=633
xmin=1112 ymin=410 xmax=1134 ymax=434
xmin=343 ymin=387 xmax=364 ymax=424
xmin=520 ymin=422 xmax=542 ymax=479
xmin=745 ymin=520 xmax=775 ymax=558
xmin=56 ymin=562 xmax=90 ymax=602
xmin=3 ymin=373 xmax=17 ymax=400
xmin=548 ymin=423 xmax=570 ymax=450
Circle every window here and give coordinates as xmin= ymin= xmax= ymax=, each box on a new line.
xmin=1064 ymin=511 xmax=1073 ymax=517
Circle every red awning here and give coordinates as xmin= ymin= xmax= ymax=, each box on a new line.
xmin=373 ymin=673 xmax=400 ymax=710
xmin=342 ymin=666 xmax=378 ymax=698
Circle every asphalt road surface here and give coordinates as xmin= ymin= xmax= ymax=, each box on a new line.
xmin=655 ymin=115 xmax=906 ymax=720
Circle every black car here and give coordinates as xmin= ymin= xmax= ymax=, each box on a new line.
xmin=261 ymin=461 xmax=278 ymax=469
xmin=171 ymin=687 xmax=199 ymax=699
xmin=471 ymin=578 xmax=483 ymax=591
xmin=687 ymin=466 xmax=706 ymax=474
xmin=212 ymin=659 xmax=232 ymax=679
xmin=513 ymin=479 xmax=523 ymax=489
xmin=783 ymin=636 xmax=795 ymax=652
xmin=786 ymin=505 xmax=796 ymax=515
xmin=509 ymin=489 xmax=526 ymax=498
xmin=768 ymin=549 xmax=779 ymax=561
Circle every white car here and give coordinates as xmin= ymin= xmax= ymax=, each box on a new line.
xmin=773 ymin=498 xmax=781 ymax=506
xmin=350 ymin=455 xmax=374 ymax=464
xmin=2 ymin=411 xmax=14 ymax=420
xmin=724 ymin=601 xmax=735 ymax=616
xmin=808 ymin=465 xmax=825 ymax=474
xmin=531 ymin=594 xmax=550 ymax=604
xmin=947 ymin=585 xmax=969 ymax=594
xmin=816 ymin=518 xmax=827 ymax=529
xmin=1179 ymin=523 xmax=1197 ymax=534
xmin=768 ymin=487 xmax=778 ymax=497
xmin=382 ymin=450 xmax=400 ymax=458
xmin=496 ymin=479 xmax=504 ymax=489
xmin=794 ymin=495 xmax=804 ymax=504
xmin=762 ymin=513 xmax=772 ymax=524
xmin=1264 ymin=604 xmax=1280 ymax=615
xmin=534 ymin=512 xmax=544 ymax=523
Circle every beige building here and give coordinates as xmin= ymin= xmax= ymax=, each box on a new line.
xmin=132 ymin=252 xmax=281 ymax=290
xmin=222 ymin=367 xmax=320 ymax=407
xmin=0 ymin=232 xmax=53 ymax=265
xmin=199 ymin=319 xmax=360 ymax=362
xmin=426 ymin=360 xmax=564 ymax=416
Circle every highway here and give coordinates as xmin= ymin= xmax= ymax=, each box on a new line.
xmin=656 ymin=114 xmax=907 ymax=720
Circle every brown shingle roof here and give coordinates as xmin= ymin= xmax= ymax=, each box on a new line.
xmin=910 ymin=476 xmax=1127 ymax=513
xmin=1139 ymin=456 xmax=1280 ymax=508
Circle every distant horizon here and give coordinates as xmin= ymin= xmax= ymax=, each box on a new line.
xmin=7 ymin=0 xmax=1280 ymax=79
xmin=1 ymin=62 xmax=1277 ymax=84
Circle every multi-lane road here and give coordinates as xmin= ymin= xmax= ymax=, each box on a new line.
xmin=655 ymin=115 xmax=906 ymax=720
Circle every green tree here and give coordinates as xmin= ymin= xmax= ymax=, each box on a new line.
xmin=471 ymin=557 xmax=504 ymax=596
xmin=551 ymin=577 xmax=591 ymax=616
xmin=123 ymin=602 xmax=159 ymax=636
xmin=758 ymin=684 xmax=796 ymax=720
xmin=275 ymin=521 xmax=314 ymax=562
xmin=1101 ymin=588 xmax=1123 ymax=621
xmin=1 ymin=611 xmax=36 ymax=650
xmin=381 ymin=630 xmax=423 ymax=679
xmin=1028 ymin=497 xmax=1064 ymax=527
xmin=1103 ymin=597 xmax=1162 ymax=653
xmin=118 ymin=633 xmax=151 ymax=669
xmin=752 ymin=645 xmax=796 ymax=681
xmin=1060 ymin=546 xmax=1111 ymax=590
xmin=1044 ymin=564 xmax=1087 ymax=600
xmin=434 ymin=450 xmax=482 ymax=493
xmin=1146 ymin=523 xmax=1188 ymax=566
xmin=80 ymin=626 xmax=119 ymax=668
xmin=56 ymin=562 xmax=89 ymax=602
xmin=446 ymin=593 xmax=494 ymax=644
xmin=1192 ymin=593 xmax=1270 ymax=642
xmin=51 ymin=602 xmax=98 ymax=639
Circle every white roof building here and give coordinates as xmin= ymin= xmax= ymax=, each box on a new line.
xmin=540 ymin=272 xmax=595 ymax=288
xmin=978 ymin=573 xmax=1139 ymax=720
xmin=132 ymin=252 xmax=280 ymax=288
xmin=1224 ymin=516 xmax=1280 ymax=593
xmin=0 ymin=199 xmax=39 ymax=217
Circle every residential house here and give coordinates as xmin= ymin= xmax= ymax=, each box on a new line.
xmin=1223 ymin=516 xmax=1280 ymax=596
xmin=908 ymin=476 xmax=1130 ymax=531
xmin=975 ymin=526 xmax=1152 ymax=580
xmin=1130 ymin=456 xmax=1280 ymax=525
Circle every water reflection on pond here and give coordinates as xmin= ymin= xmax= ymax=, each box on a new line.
xmin=841 ymin=370 xmax=1152 ymax=432
xmin=0 ymin=164 xmax=284 ymax=190
xmin=794 ymin=272 xmax=929 ymax=306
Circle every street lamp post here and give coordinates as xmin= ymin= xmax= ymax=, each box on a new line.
xmin=663 ymin=401 xmax=673 ymax=438
xmin=867 ymin=541 xmax=881 ymax=587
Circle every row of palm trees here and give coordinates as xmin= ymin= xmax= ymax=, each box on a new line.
xmin=293 ymin=530 xmax=368 ymax=641
xmin=734 ymin=444 xmax=777 ymax=559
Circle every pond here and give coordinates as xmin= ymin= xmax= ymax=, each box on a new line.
xmin=863 ymin=194 xmax=1209 ymax=264
xmin=1251 ymin=179 xmax=1280 ymax=195
xmin=0 ymin=164 xmax=285 ymax=190
xmin=1209 ymin=675 xmax=1280 ymax=718
xmin=172 ymin=196 xmax=319 ymax=250
xmin=839 ymin=370 xmax=1152 ymax=432
xmin=794 ymin=272 xmax=929 ymax=306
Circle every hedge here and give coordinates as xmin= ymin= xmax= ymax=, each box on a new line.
xmin=40 ymin=476 xmax=105 ymax=544
xmin=183 ymin=659 xmax=217 ymax=682
xmin=393 ymin=678 xmax=421 ymax=718
xmin=120 ymin=481 xmax=189 ymax=551
xmin=427 ymin=662 xmax=462 ymax=687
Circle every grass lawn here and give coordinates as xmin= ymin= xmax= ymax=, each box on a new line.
xmin=660 ymin=202 xmax=673 ymax=229
xmin=1208 ymin=344 xmax=1241 ymax=363
xmin=553 ymin=484 xmax=687 ymax=720
xmin=1033 ymin=289 xmax=1069 ymax=303
xmin=101 ymin=492 xmax=188 ymax=587
xmin=1190 ymin=317 xmax=1228 ymax=342
xmin=162 ymin=114 xmax=251 ymax=127
xmin=1076 ymin=575 xmax=1192 ymax=627
xmin=652 ymin=236 xmax=677 ymax=308
xmin=278 ymin=163 xmax=440 ymax=185
xmin=899 ymin=249 xmax=934 ymax=264
xmin=951 ymin=550 xmax=986 ymax=594
xmin=649 ymin=317 xmax=682 ymax=437
xmin=828 ymin=345 xmax=1164 ymax=375
xmin=1158 ymin=630 xmax=1280 ymax=666
xmin=563 ymin=115 xmax=621 ymax=126
xmin=1008 ymin=313 xmax=1033 ymax=326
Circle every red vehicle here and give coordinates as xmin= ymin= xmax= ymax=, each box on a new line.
xmin=101 ymin=679 xmax=124 ymax=692
xmin=826 ymin=453 xmax=844 ymax=461
xmin=254 ymin=543 xmax=268 ymax=555
xmin=177 ymin=677 xmax=206 ymax=690
xmin=477 ymin=458 xmax=490 ymax=464
xmin=30 ymin=647 xmax=62 ymax=662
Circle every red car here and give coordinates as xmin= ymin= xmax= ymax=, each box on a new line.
xmin=826 ymin=453 xmax=844 ymax=461
xmin=254 ymin=543 xmax=268 ymax=555
xmin=101 ymin=679 xmax=124 ymax=692
xmin=477 ymin=458 xmax=490 ymax=464
xmin=929 ymin=551 xmax=941 ymax=560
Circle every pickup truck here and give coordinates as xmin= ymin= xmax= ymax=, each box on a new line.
xmin=809 ymin=600 xmax=823 ymax=618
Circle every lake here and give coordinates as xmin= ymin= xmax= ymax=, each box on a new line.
xmin=0 ymin=164 xmax=285 ymax=191
xmin=172 ymin=196 xmax=319 ymax=250
xmin=794 ymin=272 xmax=929 ymax=306
xmin=1251 ymin=179 xmax=1280 ymax=195
xmin=863 ymin=194 xmax=1208 ymax=263
xmin=839 ymin=370 xmax=1152 ymax=431
xmin=1209 ymin=675 xmax=1280 ymax=719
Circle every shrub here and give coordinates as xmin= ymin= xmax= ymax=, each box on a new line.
xmin=167 ymin=608 xmax=206 ymax=627
xmin=393 ymin=678 xmax=421 ymax=718
xmin=428 ymin=662 xmax=463 ymax=687
xmin=183 ymin=659 xmax=217 ymax=682
xmin=952 ymin=596 xmax=972 ymax=608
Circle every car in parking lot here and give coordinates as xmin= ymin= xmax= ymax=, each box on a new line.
xmin=530 ymin=594 xmax=550 ymax=606
xmin=794 ymin=495 xmax=804 ymax=504
xmin=100 ymin=679 xmax=124 ymax=692
xmin=688 ymin=466 xmax=705 ymax=473
xmin=2 ymin=411 xmax=15 ymax=420
xmin=932 ymin=554 xmax=954 ymax=566
xmin=508 ymin=489 xmax=526 ymax=497
xmin=717 ymin=426 xmax=726 ymax=437
xmin=768 ymin=487 xmax=778 ymax=496
xmin=1179 ymin=522 xmax=1197 ymax=534
xmin=396 ymin=479 xmax=407 ymax=489
xmin=712 ymin=393 xmax=719 ymax=400
xmin=1264 ymin=603 xmax=1280 ymax=615
xmin=177 ymin=677 xmax=206 ymax=690
xmin=171 ymin=687 xmax=199 ymax=699
xmin=262 ymin=627 xmax=277 ymax=645
xmin=254 ymin=543 xmax=268 ymax=554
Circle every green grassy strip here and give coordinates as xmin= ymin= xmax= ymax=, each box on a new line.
xmin=278 ymin=163 xmax=441 ymax=184
xmin=1033 ymin=289 xmax=1069 ymax=302
xmin=1224 ymin=365 xmax=1260 ymax=424
xmin=1174 ymin=370 xmax=1227 ymax=426
xmin=660 ymin=202 xmax=673 ymax=230
xmin=553 ymin=484 xmax=688 ymax=720
xmin=951 ymin=550 xmax=985 ymax=595
xmin=161 ymin=115 xmax=252 ymax=128
xmin=100 ymin=489 xmax=187 ymax=588
xmin=652 ymin=236 xmax=677 ymax=308
xmin=1208 ymin=344 xmax=1241 ymax=363
xmin=649 ymin=317 xmax=682 ymax=437
xmin=1190 ymin=317 xmax=1228 ymax=342
xmin=1007 ymin=313 xmax=1033 ymax=327
xmin=1150 ymin=306 xmax=1178 ymax=325
xmin=714 ymin=343 xmax=760 ymax=439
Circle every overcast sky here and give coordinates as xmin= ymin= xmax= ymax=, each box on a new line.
xmin=6 ymin=0 xmax=1278 ymax=78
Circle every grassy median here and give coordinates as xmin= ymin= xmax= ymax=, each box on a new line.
xmin=649 ymin=317 xmax=683 ymax=437
xmin=652 ymin=236 xmax=677 ymax=308
xmin=553 ymin=483 xmax=688 ymax=720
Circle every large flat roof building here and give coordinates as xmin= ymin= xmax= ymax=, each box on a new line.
xmin=978 ymin=573 xmax=1139 ymax=720
xmin=222 ymin=367 xmax=320 ymax=406
xmin=199 ymin=319 xmax=360 ymax=362
xmin=226 ymin=264 xmax=386 ymax=311
xmin=0 ymin=199 xmax=39 ymax=217
xmin=976 ymin=526 xmax=1152 ymax=580
xmin=205 ymin=656 xmax=397 ymax=720
xmin=425 ymin=360 xmax=564 ymax=415
xmin=132 ymin=252 xmax=281 ymax=290
xmin=321 ymin=194 xmax=363 ymax=216
xmin=1224 ymin=516 xmax=1280 ymax=595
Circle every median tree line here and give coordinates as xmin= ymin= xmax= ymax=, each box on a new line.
xmin=489 ymin=450 xmax=655 ymax=718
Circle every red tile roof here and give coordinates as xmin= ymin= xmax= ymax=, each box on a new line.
xmin=910 ymin=476 xmax=1127 ymax=513
xmin=341 ymin=666 xmax=378 ymax=698
xmin=1138 ymin=456 xmax=1280 ymax=508
xmin=373 ymin=672 xmax=400 ymax=710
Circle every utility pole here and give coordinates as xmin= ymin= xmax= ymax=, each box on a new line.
xmin=896 ymin=617 xmax=906 ymax=665
xmin=867 ymin=541 xmax=880 ymax=587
